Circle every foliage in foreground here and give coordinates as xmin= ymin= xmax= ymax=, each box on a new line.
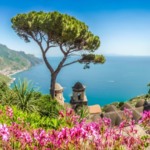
xmin=0 ymin=79 xmax=63 ymax=118
xmin=0 ymin=105 xmax=149 ymax=150
xmin=0 ymin=105 xmax=62 ymax=130
xmin=13 ymin=79 xmax=39 ymax=112
xmin=0 ymin=80 xmax=149 ymax=149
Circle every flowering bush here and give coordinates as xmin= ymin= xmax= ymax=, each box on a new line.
xmin=139 ymin=111 xmax=150 ymax=136
xmin=0 ymin=105 xmax=149 ymax=149
xmin=139 ymin=111 xmax=150 ymax=127
xmin=0 ymin=105 xmax=66 ymax=130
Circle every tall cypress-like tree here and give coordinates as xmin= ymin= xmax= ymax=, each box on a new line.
xmin=11 ymin=11 xmax=105 ymax=98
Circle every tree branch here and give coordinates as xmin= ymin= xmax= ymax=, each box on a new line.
xmin=55 ymin=55 xmax=68 ymax=74
xmin=62 ymin=59 xmax=81 ymax=67
xmin=30 ymin=33 xmax=54 ymax=73
xmin=42 ymin=52 xmax=54 ymax=73
xmin=37 ymin=32 xmax=43 ymax=43
xmin=68 ymin=48 xmax=82 ymax=54
xmin=54 ymin=47 xmax=81 ymax=72
xmin=59 ymin=44 xmax=66 ymax=55
xmin=44 ymin=45 xmax=56 ymax=54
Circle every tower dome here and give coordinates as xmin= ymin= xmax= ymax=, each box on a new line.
xmin=55 ymin=83 xmax=63 ymax=91
xmin=72 ymin=82 xmax=85 ymax=92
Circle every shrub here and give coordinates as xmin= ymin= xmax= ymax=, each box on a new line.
xmin=119 ymin=102 xmax=125 ymax=108
xmin=37 ymin=94 xmax=63 ymax=118
xmin=12 ymin=79 xmax=39 ymax=112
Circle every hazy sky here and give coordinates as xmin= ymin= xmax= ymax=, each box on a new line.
xmin=0 ymin=0 xmax=150 ymax=56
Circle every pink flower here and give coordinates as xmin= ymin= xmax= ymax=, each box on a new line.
xmin=58 ymin=127 xmax=69 ymax=144
xmin=66 ymin=108 xmax=74 ymax=116
xmin=59 ymin=111 xmax=64 ymax=118
xmin=139 ymin=111 xmax=150 ymax=127
xmin=20 ymin=131 xmax=32 ymax=143
xmin=119 ymin=120 xmax=126 ymax=129
xmin=0 ymin=124 xmax=9 ymax=141
xmin=6 ymin=106 xmax=13 ymax=119
xmin=103 ymin=117 xmax=111 ymax=126
xmin=124 ymin=108 xmax=133 ymax=119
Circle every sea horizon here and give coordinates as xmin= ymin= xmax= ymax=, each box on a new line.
xmin=11 ymin=55 xmax=150 ymax=106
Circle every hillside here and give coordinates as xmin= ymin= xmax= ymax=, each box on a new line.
xmin=0 ymin=44 xmax=42 ymax=75
xmin=0 ymin=73 xmax=11 ymax=83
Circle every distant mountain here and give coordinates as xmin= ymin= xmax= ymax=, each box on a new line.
xmin=0 ymin=44 xmax=42 ymax=75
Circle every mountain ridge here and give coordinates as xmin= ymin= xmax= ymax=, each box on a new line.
xmin=0 ymin=43 xmax=42 ymax=76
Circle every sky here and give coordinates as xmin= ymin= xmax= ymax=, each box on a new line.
xmin=0 ymin=0 xmax=150 ymax=57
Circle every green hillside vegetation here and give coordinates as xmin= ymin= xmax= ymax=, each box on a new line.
xmin=0 ymin=79 xmax=88 ymax=129
xmin=0 ymin=73 xmax=11 ymax=83
xmin=0 ymin=80 xmax=149 ymax=150
xmin=0 ymin=43 xmax=42 ymax=73
xmin=0 ymin=79 xmax=64 ymax=128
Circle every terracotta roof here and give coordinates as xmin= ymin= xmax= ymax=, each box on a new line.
xmin=89 ymin=105 xmax=101 ymax=114
xmin=55 ymin=83 xmax=63 ymax=91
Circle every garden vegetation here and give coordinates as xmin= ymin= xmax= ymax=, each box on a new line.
xmin=0 ymin=80 xmax=149 ymax=149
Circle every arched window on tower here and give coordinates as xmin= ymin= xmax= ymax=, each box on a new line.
xmin=78 ymin=93 xmax=81 ymax=100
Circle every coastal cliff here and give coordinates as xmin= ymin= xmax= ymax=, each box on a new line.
xmin=0 ymin=43 xmax=42 ymax=82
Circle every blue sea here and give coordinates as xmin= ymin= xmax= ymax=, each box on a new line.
xmin=11 ymin=56 xmax=150 ymax=106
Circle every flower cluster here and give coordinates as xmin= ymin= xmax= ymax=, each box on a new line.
xmin=123 ymin=107 xmax=133 ymax=120
xmin=59 ymin=108 xmax=80 ymax=126
xmin=0 ymin=124 xmax=9 ymax=141
xmin=0 ymin=106 xmax=149 ymax=150
xmin=139 ymin=111 xmax=150 ymax=132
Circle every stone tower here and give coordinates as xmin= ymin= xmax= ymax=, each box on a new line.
xmin=54 ymin=83 xmax=64 ymax=105
xmin=70 ymin=82 xmax=88 ymax=108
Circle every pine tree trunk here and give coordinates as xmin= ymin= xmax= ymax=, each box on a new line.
xmin=50 ymin=73 xmax=57 ymax=99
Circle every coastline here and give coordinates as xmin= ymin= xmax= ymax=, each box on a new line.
xmin=9 ymin=67 xmax=29 ymax=85
xmin=9 ymin=67 xmax=28 ymax=76
xmin=0 ymin=67 xmax=29 ymax=85
xmin=0 ymin=60 xmax=43 ymax=86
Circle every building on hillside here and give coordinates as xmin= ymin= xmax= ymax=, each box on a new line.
xmin=69 ymin=82 xmax=150 ymax=126
xmin=135 ymin=99 xmax=150 ymax=111
xmin=70 ymin=82 xmax=88 ymax=109
xmin=120 ymin=103 xmax=142 ymax=121
xmin=135 ymin=99 xmax=145 ymax=107
xmin=103 ymin=111 xmax=122 ymax=126
xmin=104 ymin=105 xmax=117 ymax=113
xmin=54 ymin=83 xmax=64 ymax=105
xmin=102 ymin=100 xmax=150 ymax=126
xmin=88 ymin=104 xmax=102 ymax=121
xmin=88 ymin=104 xmax=102 ymax=114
